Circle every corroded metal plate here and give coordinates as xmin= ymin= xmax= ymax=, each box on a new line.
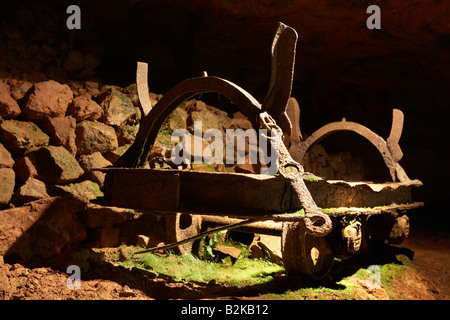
xmin=100 ymin=168 xmax=422 ymax=214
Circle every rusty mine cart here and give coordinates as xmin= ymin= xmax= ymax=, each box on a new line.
xmin=96 ymin=23 xmax=423 ymax=281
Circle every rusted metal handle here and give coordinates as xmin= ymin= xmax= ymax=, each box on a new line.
xmin=259 ymin=112 xmax=332 ymax=237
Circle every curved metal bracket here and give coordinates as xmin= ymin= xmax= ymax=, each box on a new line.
xmin=261 ymin=22 xmax=298 ymax=137
xmin=289 ymin=108 xmax=410 ymax=182
xmin=115 ymin=73 xmax=262 ymax=168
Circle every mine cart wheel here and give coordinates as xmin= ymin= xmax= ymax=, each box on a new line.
xmin=165 ymin=213 xmax=202 ymax=255
xmin=388 ymin=214 xmax=410 ymax=245
xmin=281 ymin=221 xmax=334 ymax=280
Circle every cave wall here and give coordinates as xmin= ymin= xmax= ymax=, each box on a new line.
xmin=1 ymin=0 xmax=449 ymax=222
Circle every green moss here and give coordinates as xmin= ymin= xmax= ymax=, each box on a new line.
xmin=155 ymin=123 xmax=175 ymax=148
xmin=291 ymin=208 xmax=305 ymax=216
xmin=124 ymin=124 xmax=139 ymax=137
xmin=303 ymin=175 xmax=319 ymax=182
xmin=120 ymin=250 xmax=283 ymax=286
xmin=91 ymin=181 xmax=103 ymax=197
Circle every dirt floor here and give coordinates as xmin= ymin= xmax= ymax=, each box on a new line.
xmin=0 ymin=226 xmax=448 ymax=300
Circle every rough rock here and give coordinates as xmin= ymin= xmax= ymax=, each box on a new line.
xmin=303 ymin=144 xmax=366 ymax=181
xmin=187 ymin=100 xmax=228 ymax=134
xmin=213 ymin=245 xmax=241 ymax=263
xmin=171 ymin=134 xmax=211 ymax=163
xmin=0 ymin=81 xmax=21 ymax=119
xmin=116 ymin=124 xmax=137 ymax=146
xmin=0 ymin=197 xmax=87 ymax=264
xmin=103 ymin=144 xmax=131 ymax=165
xmin=167 ymin=107 xmax=188 ymax=132
xmin=123 ymin=83 xmax=140 ymax=108
xmin=136 ymin=235 xmax=150 ymax=248
xmin=0 ymin=167 xmax=15 ymax=206
xmin=224 ymin=117 xmax=253 ymax=130
xmin=0 ymin=120 xmax=49 ymax=156
xmin=22 ymin=80 xmax=73 ymax=122
xmin=13 ymin=177 xmax=49 ymax=203
xmin=13 ymin=156 xmax=37 ymax=182
xmin=249 ymin=234 xmax=282 ymax=265
xmin=67 ymin=94 xmax=102 ymax=121
xmin=26 ymin=146 xmax=84 ymax=184
xmin=75 ymin=120 xmax=118 ymax=155
xmin=78 ymin=152 xmax=112 ymax=187
xmin=8 ymin=79 xmax=33 ymax=101
xmin=0 ymin=143 xmax=14 ymax=168
xmin=118 ymin=247 xmax=133 ymax=262
xmin=98 ymin=87 xmax=136 ymax=127
xmin=55 ymin=180 xmax=103 ymax=202
xmin=84 ymin=81 xmax=100 ymax=98
xmin=40 ymin=116 xmax=77 ymax=155
xmin=81 ymin=204 xmax=135 ymax=229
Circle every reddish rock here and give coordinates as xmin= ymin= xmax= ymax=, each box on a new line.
xmin=8 ymin=80 xmax=33 ymax=101
xmin=22 ymin=80 xmax=73 ymax=122
xmin=40 ymin=116 xmax=77 ymax=155
xmin=84 ymin=81 xmax=100 ymax=97
xmin=67 ymin=94 xmax=102 ymax=121
xmin=0 ymin=81 xmax=21 ymax=119
xmin=123 ymin=83 xmax=139 ymax=108
xmin=81 ymin=204 xmax=136 ymax=229
xmin=0 ymin=143 xmax=14 ymax=168
xmin=187 ymin=100 xmax=229 ymax=134
xmin=0 ymin=197 xmax=87 ymax=263
xmin=13 ymin=177 xmax=49 ymax=203
xmin=75 ymin=120 xmax=118 ymax=155
xmin=0 ymin=120 xmax=49 ymax=156
xmin=225 ymin=117 xmax=253 ymax=130
xmin=56 ymin=180 xmax=102 ymax=202
xmin=78 ymin=152 xmax=112 ymax=187
xmin=0 ymin=168 xmax=15 ymax=206
xmin=103 ymin=144 xmax=131 ymax=165
xmin=167 ymin=107 xmax=188 ymax=132
xmin=213 ymin=245 xmax=242 ymax=262
xmin=98 ymin=87 xmax=136 ymax=127
xmin=27 ymin=146 xmax=84 ymax=184
xmin=116 ymin=124 xmax=137 ymax=146
xmin=136 ymin=234 xmax=150 ymax=248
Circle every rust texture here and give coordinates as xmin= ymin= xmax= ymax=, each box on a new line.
xmin=288 ymin=106 xmax=411 ymax=182
xmin=259 ymin=111 xmax=332 ymax=236
xmin=136 ymin=61 xmax=152 ymax=116
xmin=108 ymin=21 xmax=421 ymax=242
